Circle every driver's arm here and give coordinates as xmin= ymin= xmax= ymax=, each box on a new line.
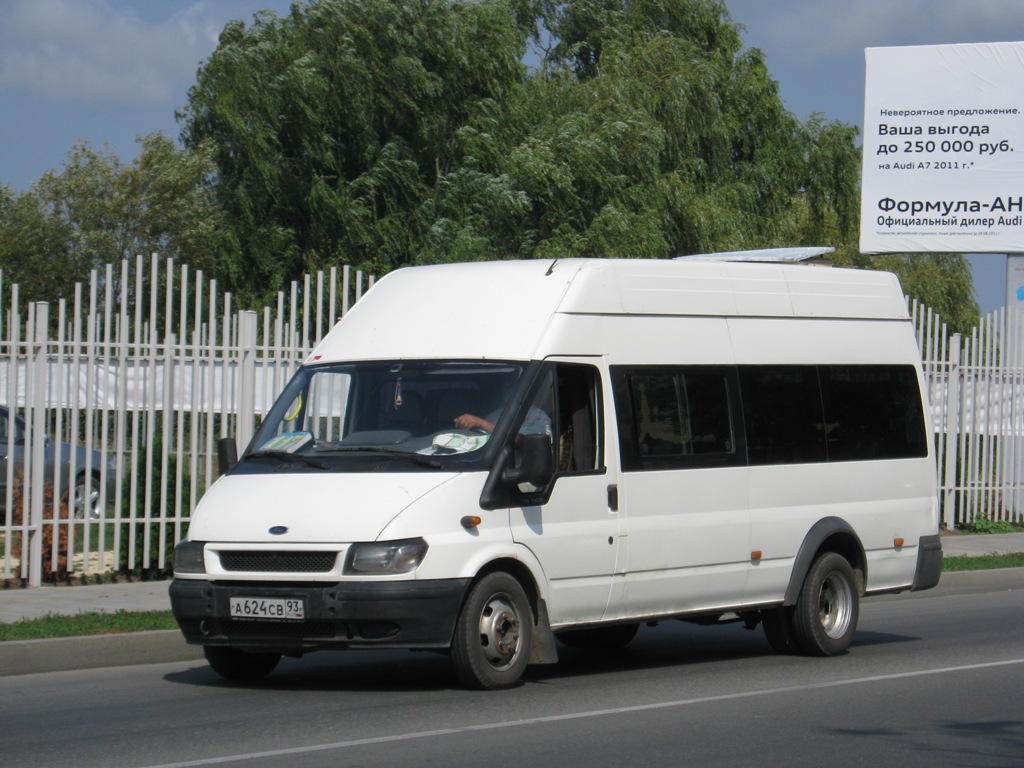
xmin=453 ymin=413 xmax=495 ymax=433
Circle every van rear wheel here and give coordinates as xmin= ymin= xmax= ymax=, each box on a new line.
xmin=204 ymin=646 xmax=281 ymax=681
xmin=451 ymin=572 xmax=532 ymax=690
xmin=792 ymin=553 xmax=859 ymax=656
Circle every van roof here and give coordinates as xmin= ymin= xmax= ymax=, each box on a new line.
xmin=310 ymin=258 xmax=910 ymax=363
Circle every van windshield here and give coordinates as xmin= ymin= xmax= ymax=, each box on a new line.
xmin=245 ymin=361 xmax=526 ymax=471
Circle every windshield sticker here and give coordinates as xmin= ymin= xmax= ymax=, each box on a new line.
xmin=422 ymin=432 xmax=490 ymax=454
xmin=260 ymin=431 xmax=313 ymax=453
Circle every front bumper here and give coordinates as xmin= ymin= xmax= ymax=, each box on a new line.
xmin=169 ymin=577 xmax=471 ymax=654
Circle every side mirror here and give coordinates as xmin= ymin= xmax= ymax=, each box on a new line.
xmin=505 ymin=433 xmax=555 ymax=492
xmin=217 ymin=437 xmax=238 ymax=476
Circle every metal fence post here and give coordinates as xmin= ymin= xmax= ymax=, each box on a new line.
xmin=237 ymin=311 xmax=258 ymax=452
xmin=942 ymin=333 xmax=961 ymax=529
xmin=27 ymin=303 xmax=48 ymax=587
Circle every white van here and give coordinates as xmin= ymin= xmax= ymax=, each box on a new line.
xmin=170 ymin=258 xmax=942 ymax=689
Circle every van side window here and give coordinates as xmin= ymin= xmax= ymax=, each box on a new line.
xmin=555 ymin=364 xmax=603 ymax=474
xmin=739 ymin=366 xmax=827 ymax=466
xmin=819 ymin=365 xmax=928 ymax=461
xmin=509 ymin=363 xmax=604 ymax=488
xmin=612 ymin=368 xmax=739 ymax=471
xmin=614 ymin=363 xmax=928 ymax=471
xmin=739 ymin=364 xmax=927 ymax=465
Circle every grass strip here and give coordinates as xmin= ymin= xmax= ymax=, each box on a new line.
xmin=0 ymin=609 xmax=176 ymax=641
xmin=942 ymin=553 xmax=1024 ymax=572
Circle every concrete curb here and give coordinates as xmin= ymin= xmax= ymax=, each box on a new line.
xmin=0 ymin=630 xmax=202 ymax=677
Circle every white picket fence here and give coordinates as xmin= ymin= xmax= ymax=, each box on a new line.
xmin=916 ymin=301 xmax=1024 ymax=530
xmin=0 ymin=255 xmax=373 ymax=585
xmin=0 ymin=258 xmax=1020 ymax=586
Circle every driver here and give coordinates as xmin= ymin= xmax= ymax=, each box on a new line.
xmin=454 ymin=404 xmax=550 ymax=436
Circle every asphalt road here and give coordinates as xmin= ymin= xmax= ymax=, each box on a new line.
xmin=1 ymin=575 xmax=1022 ymax=768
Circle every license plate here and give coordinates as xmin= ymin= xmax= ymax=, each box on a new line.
xmin=229 ymin=597 xmax=305 ymax=621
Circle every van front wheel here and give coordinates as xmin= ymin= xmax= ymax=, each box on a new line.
xmin=792 ymin=553 xmax=859 ymax=656
xmin=451 ymin=572 xmax=532 ymax=690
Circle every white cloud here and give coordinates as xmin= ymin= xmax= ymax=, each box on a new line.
xmin=0 ymin=0 xmax=268 ymax=107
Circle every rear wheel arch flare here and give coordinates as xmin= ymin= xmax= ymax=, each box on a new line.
xmin=783 ymin=517 xmax=866 ymax=606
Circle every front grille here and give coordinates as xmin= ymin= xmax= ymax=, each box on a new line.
xmin=218 ymin=551 xmax=338 ymax=573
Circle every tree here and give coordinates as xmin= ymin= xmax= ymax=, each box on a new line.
xmin=445 ymin=0 xmax=816 ymax=259
xmin=0 ymin=183 xmax=77 ymax=303
xmin=0 ymin=133 xmax=236 ymax=308
xmin=181 ymin=0 xmax=977 ymax=328
xmin=180 ymin=0 xmax=527 ymax=304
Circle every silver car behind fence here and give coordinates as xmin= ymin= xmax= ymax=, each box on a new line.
xmin=0 ymin=406 xmax=117 ymax=524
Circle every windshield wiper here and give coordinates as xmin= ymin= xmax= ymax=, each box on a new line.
xmin=245 ymin=450 xmax=332 ymax=470
xmin=322 ymin=446 xmax=443 ymax=469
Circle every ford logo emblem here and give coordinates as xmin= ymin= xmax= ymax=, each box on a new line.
xmin=269 ymin=526 xmax=289 ymax=536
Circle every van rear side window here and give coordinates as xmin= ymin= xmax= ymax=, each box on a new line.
xmin=740 ymin=364 xmax=928 ymax=465
xmin=819 ymin=365 xmax=929 ymax=461
xmin=614 ymin=364 xmax=928 ymax=471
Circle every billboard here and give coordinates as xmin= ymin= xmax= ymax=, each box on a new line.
xmin=860 ymin=42 xmax=1024 ymax=254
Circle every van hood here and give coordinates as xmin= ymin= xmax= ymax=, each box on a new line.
xmin=188 ymin=471 xmax=461 ymax=543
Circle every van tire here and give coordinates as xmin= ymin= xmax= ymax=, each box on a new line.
xmin=556 ymin=623 xmax=639 ymax=650
xmin=792 ymin=553 xmax=859 ymax=656
xmin=451 ymin=572 xmax=532 ymax=690
xmin=204 ymin=646 xmax=281 ymax=681
xmin=761 ymin=608 xmax=800 ymax=655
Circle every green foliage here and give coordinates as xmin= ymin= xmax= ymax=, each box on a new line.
xmin=961 ymin=516 xmax=1019 ymax=535
xmin=943 ymin=553 xmax=1024 ymax=571
xmin=180 ymin=0 xmax=527 ymax=304
xmin=0 ymin=133 xmax=236 ymax=307
xmin=1 ymin=0 xmax=980 ymax=327
xmin=0 ymin=610 xmax=177 ymax=640
xmin=180 ymin=0 xmax=882 ymax=293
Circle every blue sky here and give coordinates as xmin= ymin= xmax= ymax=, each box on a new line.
xmin=1 ymin=0 xmax=1022 ymax=314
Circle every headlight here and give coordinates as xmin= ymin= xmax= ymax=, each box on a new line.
xmin=173 ymin=540 xmax=207 ymax=574
xmin=345 ymin=538 xmax=428 ymax=574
